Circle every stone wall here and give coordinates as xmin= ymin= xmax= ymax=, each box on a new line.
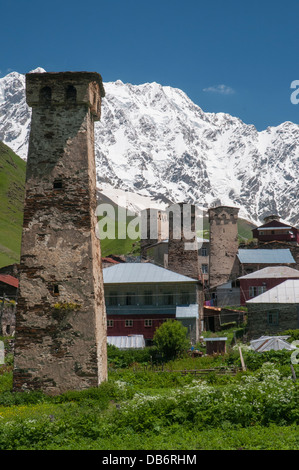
xmin=247 ymin=302 xmax=299 ymax=339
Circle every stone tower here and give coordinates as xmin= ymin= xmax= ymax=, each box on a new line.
xmin=13 ymin=72 xmax=107 ymax=395
xmin=140 ymin=208 xmax=168 ymax=260
xmin=167 ymin=203 xmax=199 ymax=280
xmin=208 ymin=205 xmax=239 ymax=288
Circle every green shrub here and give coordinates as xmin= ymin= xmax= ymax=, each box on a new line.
xmin=153 ymin=320 xmax=190 ymax=361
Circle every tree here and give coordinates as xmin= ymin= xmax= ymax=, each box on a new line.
xmin=153 ymin=320 xmax=190 ymax=361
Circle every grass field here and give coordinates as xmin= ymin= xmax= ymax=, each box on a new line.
xmin=0 ymin=330 xmax=298 ymax=450
xmin=0 ymin=142 xmax=26 ymax=268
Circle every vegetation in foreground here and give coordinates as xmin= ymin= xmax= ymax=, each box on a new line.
xmin=0 ymin=327 xmax=299 ymax=450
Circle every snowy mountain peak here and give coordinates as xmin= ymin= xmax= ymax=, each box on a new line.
xmin=0 ymin=69 xmax=298 ymax=226
xmin=28 ymin=67 xmax=46 ymax=74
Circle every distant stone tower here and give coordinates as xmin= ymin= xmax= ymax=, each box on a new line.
xmin=140 ymin=208 xmax=162 ymax=260
xmin=167 ymin=203 xmax=199 ymax=280
xmin=208 ymin=206 xmax=239 ymax=288
xmin=13 ymin=72 xmax=107 ymax=395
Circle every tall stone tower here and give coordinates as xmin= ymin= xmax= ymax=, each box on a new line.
xmin=140 ymin=208 xmax=168 ymax=260
xmin=208 ymin=206 xmax=239 ymax=288
xmin=13 ymin=72 xmax=107 ymax=395
xmin=167 ymin=203 xmax=199 ymax=280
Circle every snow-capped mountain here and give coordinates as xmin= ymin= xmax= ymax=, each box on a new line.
xmin=0 ymin=68 xmax=298 ymax=226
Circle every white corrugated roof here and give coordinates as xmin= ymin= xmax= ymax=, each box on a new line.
xmin=237 ymin=249 xmax=295 ymax=264
xmin=239 ymin=266 xmax=299 ymax=280
xmin=103 ymin=262 xmax=198 ymax=284
xmin=176 ymin=304 xmax=199 ymax=318
xmin=250 ymin=336 xmax=296 ymax=352
xmin=246 ymin=279 xmax=299 ymax=304
xmin=107 ymin=335 xmax=145 ymax=349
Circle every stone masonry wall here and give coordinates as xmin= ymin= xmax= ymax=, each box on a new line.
xmin=247 ymin=303 xmax=299 ymax=339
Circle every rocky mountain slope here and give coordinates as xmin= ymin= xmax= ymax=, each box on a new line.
xmin=0 ymin=69 xmax=298 ymax=226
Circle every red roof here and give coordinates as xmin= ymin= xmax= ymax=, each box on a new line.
xmin=102 ymin=257 xmax=120 ymax=264
xmin=0 ymin=274 xmax=19 ymax=288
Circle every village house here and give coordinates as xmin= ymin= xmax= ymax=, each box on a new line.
xmin=103 ymin=262 xmax=202 ymax=345
xmin=237 ymin=248 xmax=296 ymax=276
xmin=252 ymin=215 xmax=299 ymax=244
xmin=246 ymin=279 xmax=299 ymax=338
xmin=239 ymin=266 xmax=299 ymax=305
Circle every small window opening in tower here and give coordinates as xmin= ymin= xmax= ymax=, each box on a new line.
xmin=40 ymin=86 xmax=52 ymax=105
xmin=53 ymin=179 xmax=63 ymax=190
xmin=53 ymin=285 xmax=59 ymax=296
xmin=66 ymin=85 xmax=77 ymax=103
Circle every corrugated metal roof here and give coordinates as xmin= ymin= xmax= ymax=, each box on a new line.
xmin=239 ymin=266 xmax=299 ymax=280
xmin=107 ymin=335 xmax=145 ymax=349
xmin=204 ymin=337 xmax=227 ymax=342
xmin=103 ymin=262 xmax=198 ymax=284
xmin=176 ymin=304 xmax=199 ymax=318
xmin=237 ymin=249 xmax=295 ymax=264
xmin=247 ymin=279 xmax=299 ymax=304
xmin=250 ymin=336 xmax=296 ymax=352
xmin=0 ymin=275 xmax=19 ymax=289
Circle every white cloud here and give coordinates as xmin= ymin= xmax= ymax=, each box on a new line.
xmin=203 ymin=84 xmax=235 ymax=95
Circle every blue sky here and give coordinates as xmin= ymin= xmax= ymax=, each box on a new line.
xmin=1 ymin=0 xmax=299 ymax=130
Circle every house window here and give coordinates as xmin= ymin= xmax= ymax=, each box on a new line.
xmin=249 ymin=286 xmax=257 ymax=298
xmin=144 ymin=319 xmax=152 ymax=327
xmin=108 ymin=291 xmax=118 ymax=306
xmin=258 ymin=286 xmax=266 ymax=295
xmin=201 ymin=264 xmax=208 ymax=274
xmin=126 ymin=293 xmax=135 ymax=305
xmin=181 ymin=291 xmax=190 ymax=304
xmin=125 ymin=320 xmax=133 ymax=327
xmin=144 ymin=290 xmax=153 ymax=305
xmin=201 ymin=247 xmax=208 ymax=257
xmin=267 ymin=312 xmax=279 ymax=326
xmin=249 ymin=286 xmax=266 ymax=297
xmin=107 ymin=320 xmax=114 ymax=327
xmin=163 ymin=292 xmax=173 ymax=305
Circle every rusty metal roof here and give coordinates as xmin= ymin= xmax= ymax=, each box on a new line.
xmin=0 ymin=274 xmax=19 ymax=289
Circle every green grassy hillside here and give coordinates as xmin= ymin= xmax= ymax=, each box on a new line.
xmin=0 ymin=142 xmax=26 ymax=268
